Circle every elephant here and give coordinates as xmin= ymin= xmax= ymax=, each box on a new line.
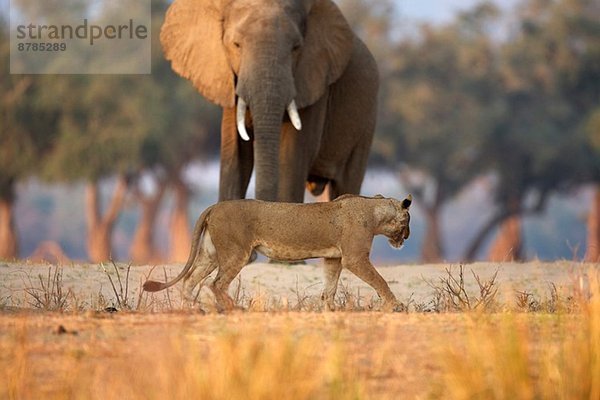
xmin=161 ymin=0 xmax=378 ymax=202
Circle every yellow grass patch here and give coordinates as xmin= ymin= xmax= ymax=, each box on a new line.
xmin=0 ymin=265 xmax=598 ymax=399
xmin=437 ymin=269 xmax=599 ymax=400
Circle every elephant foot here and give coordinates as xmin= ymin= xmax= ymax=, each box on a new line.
xmin=306 ymin=175 xmax=329 ymax=196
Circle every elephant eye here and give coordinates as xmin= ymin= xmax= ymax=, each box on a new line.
xmin=292 ymin=43 xmax=301 ymax=52
xmin=233 ymin=41 xmax=241 ymax=49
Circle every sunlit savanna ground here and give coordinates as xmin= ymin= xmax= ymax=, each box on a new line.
xmin=0 ymin=261 xmax=598 ymax=399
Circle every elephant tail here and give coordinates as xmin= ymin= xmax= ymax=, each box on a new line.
xmin=143 ymin=205 xmax=214 ymax=292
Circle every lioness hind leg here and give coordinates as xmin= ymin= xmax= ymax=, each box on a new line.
xmin=321 ymin=258 xmax=342 ymax=311
xmin=183 ymin=231 xmax=219 ymax=303
xmin=183 ymin=261 xmax=217 ymax=303
xmin=210 ymin=257 xmax=247 ymax=311
xmin=342 ymin=257 xmax=401 ymax=311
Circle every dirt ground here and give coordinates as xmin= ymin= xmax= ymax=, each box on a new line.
xmin=0 ymin=261 xmax=595 ymax=399
xmin=0 ymin=260 xmax=588 ymax=310
xmin=0 ymin=310 xmax=581 ymax=399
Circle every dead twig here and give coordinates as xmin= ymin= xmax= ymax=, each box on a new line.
xmin=22 ymin=266 xmax=72 ymax=311
xmin=423 ymin=265 xmax=499 ymax=312
xmin=163 ymin=266 xmax=173 ymax=310
xmin=101 ymin=261 xmax=133 ymax=310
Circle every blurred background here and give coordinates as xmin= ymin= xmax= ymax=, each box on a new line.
xmin=1 ymin=0 xmax=598 ymax=264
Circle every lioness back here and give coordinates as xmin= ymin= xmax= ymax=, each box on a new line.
xmin=208 ymin=200 xmax=345 ymax=245
xmin=204 ymin=198 xmax=389 ymax=261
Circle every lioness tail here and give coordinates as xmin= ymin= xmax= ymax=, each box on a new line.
xmin=142 ymin=280 xmax=166 ymax=292
xmin=142 ymin=205 xmax=213 ymax=292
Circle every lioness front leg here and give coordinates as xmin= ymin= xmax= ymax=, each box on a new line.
xmin=342 ymin=256 xmax=401 ymax=312
xmin=321 ymin=258 xmax=342 ymax=311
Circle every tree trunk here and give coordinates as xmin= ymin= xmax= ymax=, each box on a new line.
xmin=0 ymin=198 xmax=18 ymax=260
xmin=421 ymin=204 xmax=443 ymax=263
xmin=169 ymin=179 xmax=192 ymax=262
xmin=129 ymin=181 xmax=166 ymax=264
xmin=585 ymin=186 xmax=600 ymax=262
xmin=488 ymin=215 xmax=524 ymax=262
xmin=87 ymin=221 xmax=112 ymax=263
xmin=86 ymin=178 xmax=128 ymax=263
xmin=462 ymin=211 xmax=508 ymax=262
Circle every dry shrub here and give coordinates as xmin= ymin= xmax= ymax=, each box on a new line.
xmin=514 ymin=282 xmax=580 ymax=313
xmin=22 ymin=266 xmax=74 ymax=311
xmin=424 ymin=265 xmax=500 ymax=312
xmin=436 ymin=268 xmax=600 ymax=399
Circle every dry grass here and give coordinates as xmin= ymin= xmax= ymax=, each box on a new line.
xmin=0 ymin=314 xmax=364 ymax=400
xmin=0 ymin=265 xmax=598 ymax=399
xmin=437 ymin=268 xmax=599 ymax=400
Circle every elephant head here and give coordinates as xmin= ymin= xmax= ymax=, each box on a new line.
xmin=160 ymin=0 xmax=354 ymax=200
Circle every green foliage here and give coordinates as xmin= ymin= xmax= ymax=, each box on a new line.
xmin=39 ymin=75 xmax=154 ymax=182
xmin=2 ymin=0 xmax=599 ymax=260
xmin=487 ymin=0 xmax=599 ymax=207
xmin=0 ymin=15 xmax=58 ymax=200
xmin=140 ymin=1 xmax=220 ymax=174
xmin=360 ymin=0 xmax=599 ymax=258
xmin=34 ymin=0 xmax=221 ymax=183
xmin=377 ymin=3 xmax=503 ymax=209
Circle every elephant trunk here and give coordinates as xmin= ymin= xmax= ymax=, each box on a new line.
xmin=236 ymin=44 xmax=299 ymax=201
xmin=251 ymin=100 xmax=284 ymax=201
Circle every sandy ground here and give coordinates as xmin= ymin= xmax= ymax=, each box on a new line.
xmin=0 ymin=260 xmax=589 ymax=310
xmin=0 ymin=261 xmax=596 ymax=399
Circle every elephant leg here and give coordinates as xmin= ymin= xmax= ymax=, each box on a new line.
xmin=329 ymin=135 xmax=372 ymax=200
xmin=219 ymin=107 xmax=254 ymax=201
xmin=321 ymin=258 xmax=342 ymax=311
xmin=310 ymin=39 xmax=378 ymax=200
xmin=278 ymin=93 xmax=328 ymax=202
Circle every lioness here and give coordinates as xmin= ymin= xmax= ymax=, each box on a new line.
xmin=143 ymin=194 xmax=412 ymax=311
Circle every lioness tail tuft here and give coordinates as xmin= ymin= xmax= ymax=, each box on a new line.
xmin=143 ymin=280 xmax=165 ymax=292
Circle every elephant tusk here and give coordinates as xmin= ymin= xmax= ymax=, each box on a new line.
xmin=287 ymin=100 xmax=302 ymax=131
xmin=237 ymin=97 xmax=251 ymax=141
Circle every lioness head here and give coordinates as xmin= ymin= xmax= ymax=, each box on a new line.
xmin=388 ymin=195 xmax=412 ymax=248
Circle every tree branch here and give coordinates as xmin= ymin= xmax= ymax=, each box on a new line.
xmin=462 ymin=199 xmax=547 ymax=262
xmin=103 ymin=176 xmax=128 ymax=227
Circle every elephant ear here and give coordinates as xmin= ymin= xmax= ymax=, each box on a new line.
xmin=160 ymin=0 xmax=235 ymax=108
xmin=295 ymin=0 xmax=354 ymax=108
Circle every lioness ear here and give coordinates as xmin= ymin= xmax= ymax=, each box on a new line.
xmin=401 ymin=194 xmax=412 ymax=209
